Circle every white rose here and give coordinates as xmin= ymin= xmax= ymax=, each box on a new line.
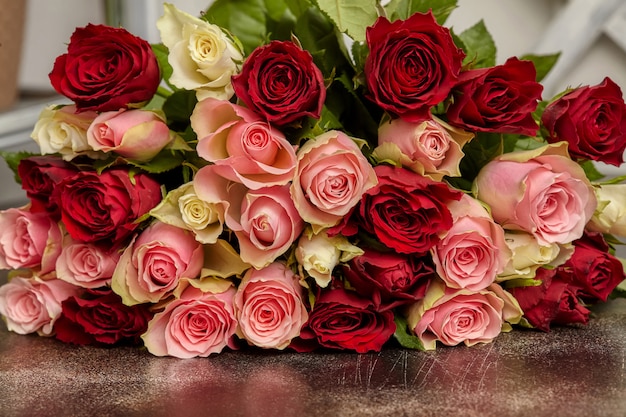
xmin=157 ymin=3 xmax=243 ymax=101
xmin=587 ymin=183 xmax=626 ymax=238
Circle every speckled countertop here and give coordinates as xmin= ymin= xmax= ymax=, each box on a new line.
xmin=0 ymin=298 xmax=625 ymax=417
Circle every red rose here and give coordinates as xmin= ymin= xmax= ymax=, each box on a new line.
xmin=18 ymin=156 xmax=79 ymax=219
xmin=232 ymin=40 xmax=325 ymax=126
xmin=54 ymin=289 xmax=152 ymax=346
xmin=342 ymin=248 xmax=434 ymax=311
xmin=561 ymin=231 xmax=625 ymax=303
xmin=364 ymin=12 xmax=465 ymax=122
xmin=49 ymin=24 xmax=160 ymax=112
xmin=446 ymin=57 xmax=543 ymax=136
xmin=54 ymin=168 xmax=162 ymax=244
xmin=296 ymin=287 xmax=396 ymax=353
xmin=331 ymin=165 xmax=463 ymax=255
xmin=542 ymin=77 xmax=626 ymax=166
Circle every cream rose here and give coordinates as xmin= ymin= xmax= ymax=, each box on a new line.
xmin=587 ymin=183 xmax=626 ymax=238
xmin=157 ymin=3 xmax=243 ymax=100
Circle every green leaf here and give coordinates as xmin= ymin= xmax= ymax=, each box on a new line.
xmin=579 ymin=159 xmax=605 ymax=182
xmin=0 ymin=151 xmax=38 ymax=184
xmin=458 ymin=132 xmax=503 ymax=183
xmin=128 ymin=150 xmax=185 ymax=174
xmin=393 ymin=315 xmax=424 ymax=350
xmin=151 ymin=43 xmax=173 ymax=89
xmin=284 ymin=0 xmax=314 ymax=17
xmin=206 ymin=0 xmax=270 ymax=54
xmin=519 ymin=52 xmax=560 ymax=83
xmin=162 ymin=89 xmax=198 ymax=131
xmin=458 ymin=20 xmax=496 ymax=68
xmin=313 ymin=0 xmax=378 ymax=42
xmin=385 ymin=0 xmax=458 ymax=24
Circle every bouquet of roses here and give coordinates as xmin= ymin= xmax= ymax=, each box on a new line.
xmin=0 ymin=0 xmax=625 ymax=358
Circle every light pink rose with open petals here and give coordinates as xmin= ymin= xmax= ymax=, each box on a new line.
xmin=474 ymin=143 xmax=596 ymax=245
xmin=0 ymin=207 xmax=62 ymax=275
xmin=55 ymin=236 xmax=121 ymax=288
xmin=431 ymin=193 xmax=511 ymax=291
xmin=375 ymin=116 xmax=473 ymax=180
xmin=0 ymin=275 xmax=80 ymax=336
xmin=406 ymin=280 xmax=505 ymax=350
xmin=192 ymin=98 xmax=296 ymax=189
xmin=291 ymin=130 xmax=377 ymax=230
xmin=225 ymin=183 xmax=304 ymax=269
xmin=111 ymin=221 xmax=204 ymax=305
xmin=87 ymin=109 xmax=173 ymax=162
xmin=142 ymin=284 xmax=238 ymax=358
xmin=235 ymin=262 xmax=308 ymax=349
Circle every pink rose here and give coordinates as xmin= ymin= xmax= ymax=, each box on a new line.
xmin=55 ymin=236 xmax=121 ymax=288
xmin=111 ymin=221 xmax=204 ymax=305
xmin=431 ymin=193 xmax=511 ymax=291
xmin=0 ymin=275 xmax=80 ymax=335
xmin=87 ymin=109 xmax=173 ymax=162
xmin=226 ymin=183 xmax=304 ymax=269
xmin=234 ymin=262 xmax=308 ymax=349
xmin=291 ymin=130 xmax=378 ymax=230
xmin=376 ymin=116 xmax=473 ymax=180
xmin=191 ymin=98 xmax=297 ymax=189
xmin=142 ymin=284 xmax=238 ymax=358
xmin=474 ymin=143 xmax=597 ymax=245
xmin=407 ymin=280 xmax=505 ymax=350
xmin=0 ymin=207 xmax=62 ymax=275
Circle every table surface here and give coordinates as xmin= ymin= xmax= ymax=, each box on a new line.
xmin=0 ymin=298 xmax=625 ymax=417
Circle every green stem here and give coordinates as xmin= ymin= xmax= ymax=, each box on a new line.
xmin=157 ymin=85 xmax=173 ymax=99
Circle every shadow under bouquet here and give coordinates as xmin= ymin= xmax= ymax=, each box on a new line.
xmin=0 ymin=0 xmax=625 ymax=357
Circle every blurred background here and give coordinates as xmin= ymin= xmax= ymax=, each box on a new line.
xmin=1 ymin=0 xmax=626 ymax=208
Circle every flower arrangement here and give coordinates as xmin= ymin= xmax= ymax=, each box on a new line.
xmin=0 ymin=0 xmax=625 ymax=358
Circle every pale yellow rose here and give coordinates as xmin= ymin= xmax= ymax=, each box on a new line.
xmin=587 ymin=183 xmax=626 ymax=238
xmin=157 ymin=3 xmax=243 ymax=101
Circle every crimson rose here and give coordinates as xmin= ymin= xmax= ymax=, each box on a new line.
xmin=446 ymin=57 xmax=543 ymax=136
xmin=364 ymin=12 xmax=464 ymax=122
xmin=542 ymin=77 xmax=626 ymax=166
xmin=54 ymin=168 xmax=162 ymax=244
xmin=49 ymin=24 xmax=160 ymax=112
xmin=232 ymin=40 xmax=325 ymax=126
xmin=331 ymin=165 xmax=463 ymax=255
xmin=55 ymin=289 xmax=152 ymax=346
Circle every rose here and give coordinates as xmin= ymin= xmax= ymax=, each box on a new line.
xmin=142 ymin=282 xmax=238 ymax=358
xmin=234 ymin=262 xmax=308 ymax=349
xmin=17 ymin=156 xmax=79 ymax=218
xmin=231 ymin=40 xmax=326 ymax=126
xmin=0 ymin=207 xmax=62 ymax=275
xmin=343 ymin=249 xmax=434 ymax=311
xmin=49 ymin=24 xmax=160 ymax=112
xmin=54 ymin=288 xmax=152 ymax=345
xmin=298 ymin=287 xmax=396 ymax=353
xmin=30 ymin=104 xmax=99 ymax=160
xmin=86 ymin=109 xmax=174 ymax=162
xmin=191 ymin=98 xmax=297 ymax=189
xmin=374 ymin=116 xmax=474 ymax=180
xmin=447 ymin=57 xmax=543 ymax=136
xmin=0 ymin=275 xmax=80 ymax=336
xmin=290 ymin=130 xmax=378 ymax=230
xmin=111 ymin=221 xmax=204 ymax=305
xmin=587 ymin=184 xmax=626 ymax=236
xmin=542 ymin=77 xmax=626 ymax=166
xmin=54 ymin=168 xmax=162 ymax=244
xmin=364 ymin=12 xmax=464 ymax=122
xmin=474 ymin=143 xmax=597 ymax=245
xmin=406 ymin=280 xmax=505 ymax=350
xmin=226 ymin=184 xmax=304 ymax=269
xmin=332 ymin=165 xmax=463 ymax=255
xmin=431 ymin=193 xmax=511 ymax=291
xmin=157 ymin=3 xmax=242 ymax=101
xmin=55 ymin=236 xmax=121 ymax=289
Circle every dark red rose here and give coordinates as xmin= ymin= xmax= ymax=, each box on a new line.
xmin=560 ymin=231 xmax=625 ymax=303
xmin=54 ymin=168 xmax=162 ymax=244
xmin=18 ymin=156 xmax=79 ymax=219
xmin=446 ymin=57 xmax=543 ymax=136
xmin=364 ymin=12 xmax=465 ymax=122
xmin=542 ymin=77 xmax=626 ymax=166
xmin=49 ymin=24 xmax=160 ymax=112
xmin=331 ymin=165 xmax=463 ymax=255
xmin=342 ymin=248 xmax=434 ymax=311
xmin=294 ymin=287 xmax=395 ymax=353
xmin=54 ymin=289 xmax=152 ymax=346
xmin=232 ymin=40 xmax=325 ymax=126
